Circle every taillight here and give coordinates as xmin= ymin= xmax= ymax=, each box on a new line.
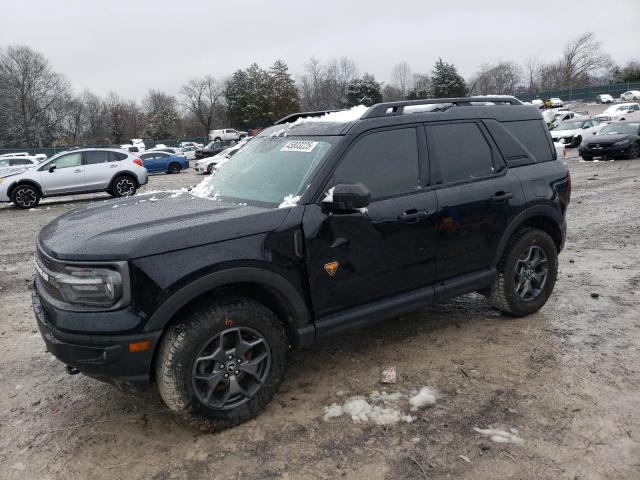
xmin=133 ymin=159 xmax=143 ymax=167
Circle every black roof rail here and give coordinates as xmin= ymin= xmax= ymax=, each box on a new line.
xmin=361 ymin=96 xmax=523 ymax=119
xmin=274 ymin=109 xmax=342 ymax=125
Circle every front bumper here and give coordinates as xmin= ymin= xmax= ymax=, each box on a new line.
xmin=579 ymin=143 xmax=632 ymax=157
xmin=552 ymin=135 xmax=574 ymax=145
xmin=32 ymin=285 xmax=162 ymax=387
xmin=0 ymin=182 xmax=9 ymax=202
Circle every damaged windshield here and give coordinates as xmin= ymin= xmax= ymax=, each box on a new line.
xmin=191 ymin=136 xmax=337 ymax=206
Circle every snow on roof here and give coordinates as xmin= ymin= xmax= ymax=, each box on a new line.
xmin=289 ymin=105 xmax=368 ymax=127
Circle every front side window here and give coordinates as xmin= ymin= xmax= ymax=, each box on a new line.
xmin=428 ymin=123 xmax=495 ymax=183
xmin=191 ymin=136 xmax=337 ymax=206
xmin=333 ymin=128 xmax=420 ymax=200
xmin=47 ymin=152 xmax=82 ymax=169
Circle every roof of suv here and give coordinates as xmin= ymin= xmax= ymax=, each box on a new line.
xmin=259 ymin=96 xmax=543 ymax=137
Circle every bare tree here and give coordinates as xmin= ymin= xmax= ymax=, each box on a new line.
xmin=180 ymin=76 xmax=225 ymax=136
xmin=470 ymin=61 xmax=521 ymax=95
xmin=0 ymin=45 xmax=70 ymax=147
xmin=523 ymin=56 xmax=541 ymax=92
xmin=298 ymin=57 xmax=359 ymax=110
xmin=391 ymin=61 xmax=412 ymax=99
xmin=560 ymin=32 xmax=612 ymax=88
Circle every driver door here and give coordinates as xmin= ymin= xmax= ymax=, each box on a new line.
xmin=302 ymin=126 xmax=438 ymax=317
xmin=39 ymin=152 xmax=85 ymax=195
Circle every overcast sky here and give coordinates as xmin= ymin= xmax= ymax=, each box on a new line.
xmin=1 ymin=0 xmax=638 ymax=100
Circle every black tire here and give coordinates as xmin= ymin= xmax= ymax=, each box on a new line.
xmin=155 ymin=296 xmax=288 ymax=432
xmin=214 ymin=137 xmax=221 ymax=142
xmin=581 ymin=154 xmax=593 ymax=161
xmin=627 ymin=143 xmax=640 ymax=159
xmin=110 ymin=175 xmax=137 ymax=197
xmin=571 ymin=136 xmax=581 ymax=148
xmin=169 ymin=163 xmax=181 ymax=174
xmin=11 ymin=184 xmax=41 ymax=209
xmin=207 ymin=163 xmax=215 ymax=174
xmin=485 ymin=228 xmax=558 ymax=317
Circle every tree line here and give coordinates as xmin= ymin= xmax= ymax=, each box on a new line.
xmin=0 ymin=32 xmax=638 ymax=148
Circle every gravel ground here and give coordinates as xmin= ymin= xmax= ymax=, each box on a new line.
xmin=1 ymin=117 xmax=639 ymax=479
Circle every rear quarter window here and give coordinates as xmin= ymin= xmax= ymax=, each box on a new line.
xmin=109 ymin=152 xmax=128 ymax=161
xmin=496 ymin=120 xmax=554 ymax=164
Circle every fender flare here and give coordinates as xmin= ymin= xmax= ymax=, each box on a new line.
xmin=143 ymin=267 xmax=311 ymax=333
xmin=107 ymin=170 xmax=140 ymax=190
xmin=7 ymin=179 xmax=44 ymax=198
xmin=492 ymin=205 xmax=564 ymax=266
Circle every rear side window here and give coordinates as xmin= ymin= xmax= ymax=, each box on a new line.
xmin=427 ymin=123 xmax=495 ymax=184
xmin=109 ymin=152 xmax=128 ymax=162
xmin=334 ymin=128 xmax=420 ymax=200
xmin=11 ymin=159 xmax=32 ymax=165
xmin=502 ymin=120 xmax=554 ymax=163
xmin=84 ymin=150 xmax=110 ymax=165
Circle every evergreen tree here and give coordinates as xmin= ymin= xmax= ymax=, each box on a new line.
xmin=269 ymin=60 xmax=300 ymax=123
xmin=343 ymin=73 xmax=382 ymax=107
xmin=224 ymin=69 xmax=251 ymax=129
xmin=431 ymin=58 xmax=468 ymax=98
xmin=142 ymin=90 xmax=178 ymax=139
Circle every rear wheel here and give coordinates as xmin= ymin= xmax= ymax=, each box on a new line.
xmin=11 ymin=184 xmax=41 ymax=209
xmin=571 ymin=136 xmax=582 ymax=148
xmin=214 ymin=137 xmax=221 ymax=142
xmin=207 ymin=163 xmax=215 ymax=174
xmin=169 ymin=163 xmax=181 ymax=174
xmin=156 ymin=296 xmax=288 ymax=432
xmin=111 ymin=175 xmax=137 ymax=197
xmin=484 ymin=228 xmax=558 ymax=317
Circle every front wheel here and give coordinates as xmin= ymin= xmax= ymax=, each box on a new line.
xmin=11 ymin=184 xmax=41 ymax=209
xmin=571 ymin=136 xmax=581 ymax=148
xmin=484 ymin=228 xmax=558 ymax=317
xmin=628 ymin=143 xmax=640 ymax=159
xmin=581 ymin=154 xmax=593 ymax=161
xmin=207 ymin=163 xmax=215 ymax=174
xmin=111 ymin=175 xmax=137 ymax=197
xmin=155 ymin=297 xmax=288 ymax=432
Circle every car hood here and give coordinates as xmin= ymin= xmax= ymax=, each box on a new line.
xmin=38 ymin=191 xmax=291 ymax=261
xmin=583 ymin=133 xmax=634 ymax=145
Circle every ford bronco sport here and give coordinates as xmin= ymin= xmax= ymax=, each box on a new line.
xmin=33 ymin=97 xmax=570 ymax=431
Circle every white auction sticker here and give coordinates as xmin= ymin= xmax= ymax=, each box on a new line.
xmin=281 ymin=140 xmax=318 ymax=153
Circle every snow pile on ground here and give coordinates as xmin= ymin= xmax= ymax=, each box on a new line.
xmin=473 ymin=427 xmax=523 ymax=444
xmin=324 ymin=386 xmax=437 ymax=425
xmin=289 ymin=105 xmax=368 ymax=127
xmin=278 ymin=194 xmax=301 ymax=209
xmin=170 ymin=188 xmax=188 ymax=198
xmin=408 ymin=386 xmax=437 ymax=411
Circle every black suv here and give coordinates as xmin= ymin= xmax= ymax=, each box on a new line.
xmin=194 ymin=140 xmax=236 ymax=159
xmin=33 ymin=97 xmax=570 ymax=431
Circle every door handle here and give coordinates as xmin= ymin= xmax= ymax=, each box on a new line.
xmin=398 ymin=209 xmax=428 ymax=221
xmin=110 ymin=164 xmax=118 ymax=168
xmin=490 ymin=191 xmax=513 ymax=203
xmin=73 ymin=169 xmax=83 ymax=173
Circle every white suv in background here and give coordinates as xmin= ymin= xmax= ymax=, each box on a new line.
xmin=0 ymin=148 xmax=148 ymax=209
xmin=620 ymin=90 xmax=640 ymax=101
xmin=0 ymin=156 xmax=40 ymax=172
xmin=209 ymin=128 xmax=247 ymax=141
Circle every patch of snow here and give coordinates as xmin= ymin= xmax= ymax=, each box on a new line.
xmin=112 ymin=205 xmax=119 ymax=209
xmin=409 ymin=387 xmax=437 ymax=411
xmin=278 ymin=194 xmax=301 ymax=209
xmin=269 ymin=128 xmax=287 ymax=137
xmin=324 ymin=397 xmax=414 ymax=425
xmin=322 ymin=186 xmax=334 ymax=202
xmin=289 ymin=105 xmax=368 ymax=127
xmin=473 ymin=427 xmax=523 ymax=444
xmin=148 ymin=196 xmax=158 ymax=202
xmin=170 ymin=188 xmax=188 ymax=198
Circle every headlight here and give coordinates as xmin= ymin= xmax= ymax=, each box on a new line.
xmin=53 ymin=266 xmax=123 ymax=306
xmin=613 ymin=139 xmax=631 ymax=146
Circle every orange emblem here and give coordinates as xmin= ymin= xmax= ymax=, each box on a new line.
xmin=324 ymin=261 xmax=339 ymax=276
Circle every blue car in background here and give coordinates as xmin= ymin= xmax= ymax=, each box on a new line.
xmin=139 ymin=150 xmax=189 ymax=174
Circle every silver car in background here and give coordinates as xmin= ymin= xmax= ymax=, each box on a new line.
xmin=0 ymin=148 xmax=148 ymax=209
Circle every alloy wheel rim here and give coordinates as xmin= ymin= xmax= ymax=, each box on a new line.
xmin=116 ymin=178 xmax=135 ymax=196
xmin=191 ymin=326 xmax=271 ymax=410
xmin=15 ymin=188 xmax=37 ymax=207
xmin=514 ymin=245 xmax=549 ymax=302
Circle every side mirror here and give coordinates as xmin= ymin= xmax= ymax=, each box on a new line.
xmin=324 ymin=183 xmax=370 ymax=211
xmin=48 ymin=164 xmax=56 ymax=173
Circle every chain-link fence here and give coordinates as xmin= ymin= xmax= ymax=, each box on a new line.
xmin=517 ymin=82 xmax=640 ymax=103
